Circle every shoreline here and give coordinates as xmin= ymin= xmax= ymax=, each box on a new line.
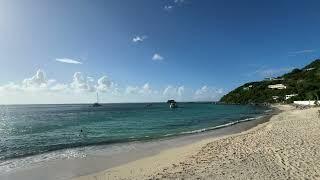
xmin=0 ymin=107 xmax=275 ymax=180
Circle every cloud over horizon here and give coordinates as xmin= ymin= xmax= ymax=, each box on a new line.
xmin=22 ymin=69 xmax=50 ymax=88
xmin=70 ymin=72 xmax=94 ymax=92
xmin=0 ymin=69 xmax=223 ymax=104
xmin=163 ymin=85 xmax=185 ymax=98
xmin=194 ymin=86 xmax=224 ymax=101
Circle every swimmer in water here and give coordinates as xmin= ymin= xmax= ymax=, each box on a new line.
xmin=79 ymin=129 xmax=83 ymax=137
xmin=79 ymin=129 xmax=87 ymax=138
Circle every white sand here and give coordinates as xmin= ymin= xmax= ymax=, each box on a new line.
xmin=74 ymin=105 xmax=320 ymax=179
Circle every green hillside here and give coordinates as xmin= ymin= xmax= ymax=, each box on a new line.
xmin=220 ymin=59 xmax=320 ymax=104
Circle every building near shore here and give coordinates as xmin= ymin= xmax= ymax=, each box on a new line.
xmin=294 ymin=100 xmax=317 ymax=106
xmin=268 ymin=84 xmax=286 ymax=89
xmin=243 ymin=85 xmax=253 ymax=91
xmin=304 ymin=67 xmax=315 ymax=71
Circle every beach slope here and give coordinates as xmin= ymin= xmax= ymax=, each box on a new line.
xmin=75 ymin=105 xmax=320 ymax=179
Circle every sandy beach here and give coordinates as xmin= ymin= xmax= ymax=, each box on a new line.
xmin=74 ymin=105 xmax=320 ymax=179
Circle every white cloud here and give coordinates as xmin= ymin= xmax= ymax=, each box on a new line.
xmin=70 ymin=72 xmax=94 ymax=92
xmin=123 ymin=83 xmax=159 ymax=102
xmin=125 ymin=86 xmax=140 ymax=94
xmin=0 ymin=82 xmax=22 ymax=92
xmin=163 ymin=86 xmax=173 ymax=96
xmin=174 ymin=0 xmax=185 ymax=3
xmin=141 ymin=83 xmax=155 ymax=94
xmin=20 ymin=69 xmax=57 ymax=92
xmin=163 ymin=85 xmax=185 ymax=98
xmin=194 ymin=85 xmax=223 ymax=101
xmin=50 ymin=84 xmax=69 ymax=92
xmin=164 ymin=0 xmax=185 ymax=11
xmin=22 ymin=69 xmax=48 ymax=87
xmin=132 ymin=35 xmax=147 ymax=43
xmin=55 ymin=58 xmax=82 ymax=64
xmin=177 ymin=86 xmax=185 ymax=96
xmin=0 ymin=70 xmax=60 ymax=94
xmin=96 ymin=76 xmax=115 ymax=92
xmin=152 ymin=53 xmax=164 ymax=61
xmin=248 ymin=67 xmax=293 ymax=78
xmin=0 ymin=70 xmax=225 ymax=104
xmin=289 ymin=49 xmax=316 ymax=55
xmin=125 ymin=83 xmax=154 ymax=95
xmin=164 ymin=5 xmax=174 ymax=11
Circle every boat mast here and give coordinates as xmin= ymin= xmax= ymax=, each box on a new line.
xmin=96 ymin=92 xmax=99 ymax=103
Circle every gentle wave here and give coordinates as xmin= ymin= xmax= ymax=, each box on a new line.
xmin=179 ymin=116 xmax=263 ymax=134
xmin=163 ymin=116 xmax=263 ymax=137
xmin=0 ymin=148 xmax=87 ymax=173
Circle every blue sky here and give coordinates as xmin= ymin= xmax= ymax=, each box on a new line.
xmin=0 ymin=0 xmax=320 ymax=104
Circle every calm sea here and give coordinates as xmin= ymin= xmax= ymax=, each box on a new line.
xmin=0 ymin=103 xmax=268 ymax=171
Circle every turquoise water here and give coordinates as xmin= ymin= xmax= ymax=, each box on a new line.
xmin=0 ymin=103 xmax=268 ymax=161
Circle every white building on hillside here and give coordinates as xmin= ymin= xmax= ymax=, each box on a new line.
xmin=243 ymin=85 xmax=253 ymax=91
xmin=268 ymin=84 xmax=286 ymax=90
xmin=285 ymin=94 xmax=298 ymax=100
xmin=294 ymin=101 xmax=317 ymax=106
xmin=272 ymin=96 xmax=279 ymax=100
xmin=304 ymin=67 xmax=315 ymax=71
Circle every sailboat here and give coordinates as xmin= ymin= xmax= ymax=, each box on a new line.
xmin=92 ymin=92 xmax=102 ymax=107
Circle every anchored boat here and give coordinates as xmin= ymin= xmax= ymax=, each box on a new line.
xmin=92 ymin=92 xmax=102 ymax=107
xmin=167 ymin=100 xmax=178 ymax=109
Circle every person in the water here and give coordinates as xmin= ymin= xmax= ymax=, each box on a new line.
xmin=79 ymin=129 xmax=86 ymax=138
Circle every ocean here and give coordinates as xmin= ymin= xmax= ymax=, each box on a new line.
xmin=0 ymin=103 xmax=268 ymax=173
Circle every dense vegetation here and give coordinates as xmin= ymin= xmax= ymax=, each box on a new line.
xmin=220 ymin=59 xmax=320 ymax=104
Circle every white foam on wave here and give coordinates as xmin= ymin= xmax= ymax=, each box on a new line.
xmin=178 ymin=116 xmax=262 ymax=136
xmin=163 ymin=133 xmax=174 ymax=137
xmin=0 ymin=148 xmax=87 ymax=174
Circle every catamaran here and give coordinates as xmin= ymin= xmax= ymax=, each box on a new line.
xmin=92 ymin=92 xmax=102 ymax=107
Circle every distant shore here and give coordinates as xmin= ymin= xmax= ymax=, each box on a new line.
xmin=74 ymin=105 xmax=320 ymax=180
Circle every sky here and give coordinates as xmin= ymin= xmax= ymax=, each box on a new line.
xmin=0 ymin=0 xmax=320 ymax=104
